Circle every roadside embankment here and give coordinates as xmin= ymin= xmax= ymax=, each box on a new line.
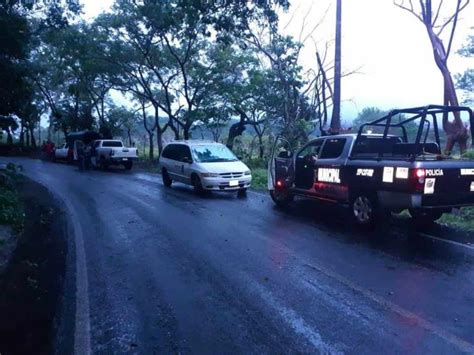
xmin=0 ymin=168 xmax=68 ymax=355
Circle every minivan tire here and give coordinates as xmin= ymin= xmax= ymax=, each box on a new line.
xmin=162 ymin=168 xmax=172 ymax=187
xmin=192 ymin=174 xmax=204 ymax=194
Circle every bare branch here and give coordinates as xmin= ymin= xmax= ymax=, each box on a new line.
xmin=435 ymin=0 xmax=469 ymax=36
xmin=393 ymin=0 xmax=424 ymax=22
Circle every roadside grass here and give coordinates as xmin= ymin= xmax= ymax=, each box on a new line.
xmin=438 ymin=208 xmax=474 ymax=231
xmin=243 ymin=158 xmax=268 ymax=190
xmin=0 ymin=164 xmax=24 ymax=233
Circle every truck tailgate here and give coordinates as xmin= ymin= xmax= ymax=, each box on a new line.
xmin=112 ymin=148 xmax=137 ymax=158
xmin=418 ymin=160 xmax=474 ymax=207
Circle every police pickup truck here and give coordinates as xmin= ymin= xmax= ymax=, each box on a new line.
xmin=268 ymin=105 xmax=474 ymax=226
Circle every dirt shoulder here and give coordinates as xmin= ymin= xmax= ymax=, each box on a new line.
xmin=0 ymin=177 xmax=69 ymax=355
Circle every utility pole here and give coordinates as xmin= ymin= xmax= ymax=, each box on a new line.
xmin=330 ymin=0 xmax=342 ymax=133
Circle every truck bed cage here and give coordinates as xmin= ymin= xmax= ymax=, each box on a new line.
xmin=355 ymin=105 xmax=474 ymax=160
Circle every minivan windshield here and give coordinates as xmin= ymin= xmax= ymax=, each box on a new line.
xmin=192 ymin=145 xmax=238 ymax=163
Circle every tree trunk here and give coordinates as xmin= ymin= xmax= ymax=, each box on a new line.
xmin=257 ymin=134 xmax=264 ymax=159
xmin=154 ymin=106 xmax=163 ymax=157
xmin=227 ymin=120 xmax=246 ymax=150
xmin=330 ymin=0 xmax=342 ymax=133
xmin=127 ymin=128 xmax=132 ymax=147
xmin=6 ymin=128 xmax=13 ymax=145
xmin=19 ymin=122 xmax=24 ymax=146
xmin=426 ymin=28 xmax=468 ymax=153
xmin=148 ymin=132 xmax=154 ymax=160
xmin=26 ymin=129 xmax=30 ymax=146
xmin=30 ymin=127 xmax=36 ymax=148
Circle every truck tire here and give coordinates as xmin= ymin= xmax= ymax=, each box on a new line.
xmin=99 ymin=157 xmax=108 ymax=170
xmin=270 ymin=189 xmax=294 ymax=207
xmin=124 ymin=161 xmax=133 ymax=170
xmin=162 ymin=168 xmax=172 ymax=187
xmin=350 ymin=193 xmax=380 ymax=226
xmin=409 ymin=209 xmax=443 ymax=226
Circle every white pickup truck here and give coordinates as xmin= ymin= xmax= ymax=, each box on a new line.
xmin=91 ymin=140 xmax=138 ymax=170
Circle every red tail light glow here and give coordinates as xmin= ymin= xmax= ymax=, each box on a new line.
xmin=412 ymin=168 xmax=426 ymax=192
xmin=415 ymin=169 xmax=425 ymax=178
xmin=276 ymin=180 xmax=284 ymax=188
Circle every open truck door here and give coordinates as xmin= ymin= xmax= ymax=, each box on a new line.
xmin=268 ymin=137 xmax=296 ymax=206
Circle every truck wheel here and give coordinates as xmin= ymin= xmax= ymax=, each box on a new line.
xmin=124 ymin=161 xmax=133 ymax=170
xmin=409 ymin=209 xmax=443 ymax=226
xmin=351 ymin=194 xmax=378 ymax=226
xmin=270 ymin=189 xmax=294 ymax=207
xmin=192 ymin=174 xmax=204 ymax=194
xmin=100 ymin=157 xmax=108 ymax=170
xmin=162 ymin=168 xmax=172 ymax=187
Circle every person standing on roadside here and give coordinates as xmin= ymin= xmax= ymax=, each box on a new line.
xmin=76 ymin=141 xmax=85 ymax=171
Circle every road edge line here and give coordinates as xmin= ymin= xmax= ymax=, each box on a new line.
xmin=62 ymin=198 xmax=91 ymax=355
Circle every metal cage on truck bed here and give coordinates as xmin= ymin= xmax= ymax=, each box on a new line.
xmin=352 ymin=105 xmax=474 ymax=160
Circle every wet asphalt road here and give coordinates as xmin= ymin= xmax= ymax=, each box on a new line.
xmin=8 ymin=158 xmax=474 ymax=354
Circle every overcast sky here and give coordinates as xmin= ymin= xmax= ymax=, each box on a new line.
xmin=81 ymin=0 xmax=473 ymax=123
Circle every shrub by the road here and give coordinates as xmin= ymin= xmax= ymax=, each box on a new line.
xmin=0 ymin=165 xmax=24 ymax=232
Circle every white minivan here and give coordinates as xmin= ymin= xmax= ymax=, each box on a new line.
xmin=159 ymin=141 xmax=252 ymax=195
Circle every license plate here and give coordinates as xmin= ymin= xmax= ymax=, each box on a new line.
xmin=123 ymin=158 xmax=128 ymax=161
xmin=229 ymin=180 xmax=239 ymax=187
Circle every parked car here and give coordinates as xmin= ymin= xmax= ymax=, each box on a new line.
xmin=159 ymin=141 xmax=252 ymax=195
xmin=53 ymin=143 xmax=73 ymax=163
xmin=90 ymin=139 xmax=138 ymax=170
xmin=268 ymin=105 xmax=474 ymax=226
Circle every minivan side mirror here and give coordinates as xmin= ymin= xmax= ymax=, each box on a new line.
xmin=182 ymin=156 xmax=192 ymax=164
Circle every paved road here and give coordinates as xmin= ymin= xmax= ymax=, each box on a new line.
xmin=8 ymin=158 xmax=474 ymax=354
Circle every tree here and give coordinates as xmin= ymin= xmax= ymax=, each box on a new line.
xmin=394 ymin=0 xmax=471 ymax=154
xmin=0 ymin=5 xmax=31 ymax=120
xmin=456 ymin=33 xmax=473 ymax=105
xmin=0 ymin=116 xmax=19 ymax=145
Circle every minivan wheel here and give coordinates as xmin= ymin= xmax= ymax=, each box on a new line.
xmin=192 ymin=174 xmax=204 ymax=194
xmin=270 ymin=189 xmax=294 ymax=207
xmin=351 ymin=194 xmax=377 ymax=226
xmin=162 ymin=168 xmax=172 ymax=187
xmin=237 ymin=188 xmax=247 ymax=198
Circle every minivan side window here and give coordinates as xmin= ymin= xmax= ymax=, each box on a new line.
xmin=319 ymin=138 xmax=346 ymax=159
xmin=175 ymin=145 xmax=192 ymax=162
xmin=162 ymin=144 xmax=177 ymax=160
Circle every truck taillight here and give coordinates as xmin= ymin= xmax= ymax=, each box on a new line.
xmin=413 ymin=168 xmax=425 ymax=192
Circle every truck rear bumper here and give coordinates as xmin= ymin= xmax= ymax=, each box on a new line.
xmin=109 ymin=157 xmax=136 ymax=164
xmin=378 ymin=191 xmax=474 ymax=210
